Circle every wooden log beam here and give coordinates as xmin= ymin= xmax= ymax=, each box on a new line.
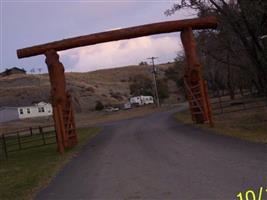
xmin=17 ymin=16 xmax=217 ymax=58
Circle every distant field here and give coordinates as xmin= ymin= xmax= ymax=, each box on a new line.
xmin=175 ymin=96 xmax=267 ymax=143
xmin=0 ymin=127 xmax=99 ymax=200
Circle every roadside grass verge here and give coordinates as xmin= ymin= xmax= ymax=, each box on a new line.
xmin=175 ymin=108 xmax=267 ymax=144
xmin=0 ymin=127 xmax=100 ymax=200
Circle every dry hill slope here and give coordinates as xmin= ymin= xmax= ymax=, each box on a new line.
xmin=0 ymin=63 xmax=178 ymax=112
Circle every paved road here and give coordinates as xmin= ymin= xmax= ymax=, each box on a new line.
xmin=37 ymin=107 xmax=267 ymax=200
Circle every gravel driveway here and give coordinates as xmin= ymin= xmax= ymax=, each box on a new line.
xmin=36 ymin=107 xmax=267 ymax=200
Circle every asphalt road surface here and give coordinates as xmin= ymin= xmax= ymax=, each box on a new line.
xmin=36 ymin=107 xmax=267 ymax=200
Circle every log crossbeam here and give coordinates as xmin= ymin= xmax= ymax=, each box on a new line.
xmin=17 ymin=16 xmax=217 ymax=59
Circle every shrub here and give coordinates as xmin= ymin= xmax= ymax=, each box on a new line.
xmin=110 ymin=92 xmax=124 ymax=101
xmin=86 ymin=86 xmax=95 ymax=93
xmin=157 ymin=79 xmax=170 ymax=102
xmin=139 ymin=61 xmax=148 ymax=66
xmin=129 ymin=74 xmax=153 ymax=96
xmin=95 ymin=101 xmax=104 ymax=111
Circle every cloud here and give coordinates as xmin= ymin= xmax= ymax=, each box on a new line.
xmin=60 ymin=35 xmax=182 ymax=72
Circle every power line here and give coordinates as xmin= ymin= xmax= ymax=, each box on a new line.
xmin=147 ymin=56 xmax=160 ymax=107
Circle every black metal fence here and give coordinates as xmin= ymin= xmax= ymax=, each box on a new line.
xmin=0 ymin=125 xmax=56 ymax=160
xmin=211 ymin=96 xmax=267 ymax=115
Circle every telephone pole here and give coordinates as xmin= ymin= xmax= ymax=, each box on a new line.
xmin=147 ymin=57 xmax=160 ymax=107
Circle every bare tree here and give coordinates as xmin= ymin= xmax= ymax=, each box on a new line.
xmin=166 ymin=0 xmax=267 ymax=95
xmin=30 ymin=68 xmax=35 ymax=74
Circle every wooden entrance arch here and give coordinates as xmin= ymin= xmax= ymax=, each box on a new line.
xmin=17 ymin=16 xmax=218 ymax=153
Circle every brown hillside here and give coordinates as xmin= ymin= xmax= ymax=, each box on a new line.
xmin=0 ymin=63 xmax=178 ymax=112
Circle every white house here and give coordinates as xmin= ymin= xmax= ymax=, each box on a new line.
xmin=130 ymin=96 xmax=154 ymax=106
xmin=0 ymin=102 xmax=53 ymax=123
xmin=18 ymin=102 xmax=53 ymax=119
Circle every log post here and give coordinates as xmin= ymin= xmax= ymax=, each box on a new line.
xmin=180 ymin=27 xmax=213 ymax=125
xmin=45 ymin=50 xmax=69 ymax=153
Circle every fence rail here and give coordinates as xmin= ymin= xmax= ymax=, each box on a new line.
xmin=210 ymin=95 xmax=267 ymax=115
xmin=0 ymin=125 xmax=56 ymax=160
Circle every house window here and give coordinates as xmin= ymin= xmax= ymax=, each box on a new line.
xmin=19 ymin=109 xmax=23 ymax=115
xmin=38 ymin=107 xmax=45 ymax=113
xmin=27 ymin=108 xmax=30 ymax=114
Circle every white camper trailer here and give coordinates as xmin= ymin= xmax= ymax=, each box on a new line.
xmin=130 ymin=96 xmax=154 ymax=106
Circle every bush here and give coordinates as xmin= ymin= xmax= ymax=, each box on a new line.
xmin=110 ymin=92 xmax=124 ymax=101
xmin=95 ymin=101 xmax=104 ymax=111
xmin=139 ymin=61 xmax=148 ymax=66
xmin=157 ymin=79 xmax=170 ymax=102
xmin=129 ymin=74 xmax=153 ymax=96
xmin=86 ymin=86 xmax=95 ymax=93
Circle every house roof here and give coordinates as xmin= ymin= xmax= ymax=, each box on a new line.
xmin=1 ymin=67 xmax=26 ymax=74
xmin=35 ymin=101 xmax=50 ymax=106
xmin=0 ymin=102 xmax=51 ymax=109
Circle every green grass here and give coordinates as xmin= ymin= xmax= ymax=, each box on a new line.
xmin=0 ymin=127 xmax=100 ymax=200
xmin=175 ymin=108 xmax=267 ymax=144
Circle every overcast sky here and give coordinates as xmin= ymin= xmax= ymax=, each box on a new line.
xmin=0 ymin=1 xmax=195 ymax=73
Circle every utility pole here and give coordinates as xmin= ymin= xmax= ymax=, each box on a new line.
xmin=147 ymin=57 xmax=160 ymax=107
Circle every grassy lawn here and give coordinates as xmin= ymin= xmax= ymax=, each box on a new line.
xmin=175 ymin=108 xmax=267 ymax=144
xmin=0 ymin=127 xmax=100 ymax=200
